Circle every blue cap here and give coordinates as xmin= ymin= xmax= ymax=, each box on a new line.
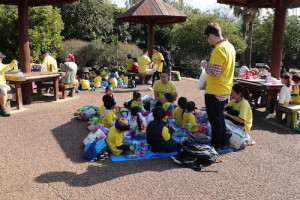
xmin=127 ymin=54 xmax=132 ymax=58
xmin=110 ymin=73 xmax=115 ymax=78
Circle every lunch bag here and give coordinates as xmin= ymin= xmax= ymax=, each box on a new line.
xmin=84 ymin=139 xmax=107 ymax=161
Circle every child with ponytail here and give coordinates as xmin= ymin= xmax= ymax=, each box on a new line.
xmin=174 ymin=97 xmax=187 ymax=127
xmin=131 ymin=106 xmax=148 ymax=139
xmin=182 ymin=101 xmax=198 ymax=133
xmin=224 ymin=84 xmax=252 ymax=133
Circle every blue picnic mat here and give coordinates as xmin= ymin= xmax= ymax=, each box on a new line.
xmin=110 ymin=138 xmax=177 ymax=162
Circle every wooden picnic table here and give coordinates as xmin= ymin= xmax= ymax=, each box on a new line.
xmin=235 ymin=78 xmax=283 ymax=114
xmin=5 ymin=71 xmax=65 ymax=110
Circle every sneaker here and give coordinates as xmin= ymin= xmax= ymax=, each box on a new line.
xmin=171 ymin=155 xmax=182 ymax=164
xmin=0 ymin=108 xmax=11 ymax=117
xmin=266 ymin=113 xmax=276 ymax=119
xmin=148 ymin=87 xmax=153 ymax=91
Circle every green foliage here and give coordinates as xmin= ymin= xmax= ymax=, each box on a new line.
xmin=29 ymin=6 xmax=64 ymax=62
xmin=58 ymin=39 xmax=142 ymax=72
xmin=0 ymin=5 xmax=64 ymax=62
xmin=58 ymin=0 xmax=115 ymax=42
xmin=170 ymin=13 xmax=246 ymax=78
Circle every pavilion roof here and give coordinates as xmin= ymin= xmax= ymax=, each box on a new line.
xmin=0 ymin=0 xmax=78 ymax=6
xmin=217 ymin=0 xmax=300 ymax=9
xmin=117 ymin=0 xmax=187 ymax=25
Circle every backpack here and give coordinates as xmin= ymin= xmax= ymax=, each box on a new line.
xmin=128 ymin=79 xmax=136 ymax=88
xmin=84 ymin=139 xmax=107 ymax=161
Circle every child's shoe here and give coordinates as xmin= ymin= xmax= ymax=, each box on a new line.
xmin=266 ymin=113 xmax=276 ymax=119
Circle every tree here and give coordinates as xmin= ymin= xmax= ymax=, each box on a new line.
xmin=0 ymin=5 xmax=64 ymax=62
xmin=58 ymin=0 xmax=115 ymax=42
xmin=231 ymin=6 xmax=261 ymax=67
xmin=171 ymin=13 xmax=246 ymax=77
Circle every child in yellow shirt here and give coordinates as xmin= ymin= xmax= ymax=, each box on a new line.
xmin=100 ymin=66 xmax=107 ymax=80
xmin=292 ymin=74 xmax=300 ymax=104
xmin=174 ymin=97 xmax=187 ymax=127
xmin=93 ymin=70 xmax=102 ymax=89
xmin=109 ymin=73 xmax=118 ymax=87
xmin=182 ymin=101 xmax=198 ymax=133
xmin=79 ymin=74 xmax=90 ymax=90
xmin=108 ymin=117 xmax=134 ymax=155
xmin=163 ymin=93 xmax=175 ymax=122
xmin=100 ymin=95 xmax=117 ymax=128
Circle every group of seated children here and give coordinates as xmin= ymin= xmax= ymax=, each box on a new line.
xmin=79 ymin=66 xmax=130 ymax=90
xmin=266 ymin=73 xmax=300 ymax=119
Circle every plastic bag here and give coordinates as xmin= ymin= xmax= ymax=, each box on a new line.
xmin=197 ymin=67 xmax=206 ymax=90
xmin=146 ymin=64 xmax=158 ymax=75
xmin=226 ymin=121 xmax=251 ymax=149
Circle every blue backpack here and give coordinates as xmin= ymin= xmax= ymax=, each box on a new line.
xmin=84 ymin=139 xmax=107 ymax=161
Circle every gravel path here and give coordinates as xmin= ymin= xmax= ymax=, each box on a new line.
xmin=1 ymin=77 xmax=299 ymax=200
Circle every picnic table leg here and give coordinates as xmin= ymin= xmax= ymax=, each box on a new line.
xmin=15 ymin=82 xmax=23 ymax=110
xmin=266 ymin=90 xmax=278 ymax=115
xmin=53 ymin=77 xmax=59 ymax=101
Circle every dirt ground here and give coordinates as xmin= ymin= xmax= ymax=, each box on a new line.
xmin=0 ymin=77 xmax=299 ymax=199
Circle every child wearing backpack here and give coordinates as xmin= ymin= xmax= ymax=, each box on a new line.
xmin=131 ymin=106 xmax=148 ymax=139
xmin=100 ymin=95 xmax=117 ymax=128
xmin=182 ymin=101 xmax=198 ymax=133
xmin=163 ymin=93 xmax=175 ymax=122
xmin=224 ymin=84 xmax=253 ymax=133
xmin=174 ymin=97 xmax=187 ymax=127
xmin=147 ymin=106 xmax=178 ymax=152
xmin=107 ymin=117 xmax=134 ymax=155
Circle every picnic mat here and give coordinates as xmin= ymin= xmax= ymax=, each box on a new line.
xmin=110 ymin=138 xmax=177 ymax=162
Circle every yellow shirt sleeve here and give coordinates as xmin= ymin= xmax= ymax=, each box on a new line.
xmin=162 ymin=126 xmax=171 ymax=141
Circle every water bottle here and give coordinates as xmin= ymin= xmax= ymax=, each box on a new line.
xmin=180 ymin=126 xmax=186 ymax=137
xmin=139 ymin=142 xmax=147 ymax=157
xmin=186 ymin=123 xmax=191 ymax=135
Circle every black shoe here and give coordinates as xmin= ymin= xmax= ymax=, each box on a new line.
xmin=0 ymin=109 xmax=11 ymax=117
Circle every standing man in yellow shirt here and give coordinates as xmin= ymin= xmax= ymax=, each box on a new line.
xmin=200 ymin=23 xmax=236 ymax=150
xmin=150 ymin=46 xmax=164 ymax=90
xmin=31 ymin=50 xmax=58 ymax=72
xmin=0 ymin=52 xmax=16 ymax=116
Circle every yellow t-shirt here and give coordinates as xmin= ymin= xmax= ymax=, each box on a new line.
xmin=138 ymin=55 xmax=151 ymax=74
xmin=100 ymin=71 xmax=107 ymax=79
xmin=109 ymin=78 xmax=118 ymax=87
xmin=226 ymin=98 xmax=252 ymax=133
xmin=126 ymin=58 xmax=133 ymax=71
xmin=0 ymin=62 xmax=13 ymax=84
xmin=94 ymin=76 xmax=102 ymax=88
xmin=182 ymin=112 xmax=198 ymax=133
xmin=206 ymin=40 xmax=236 ymax=95
xmin=152 ymin=52 xmax=164 ymax=72
xmin=292 ymin=85 xmax=300 ymax=104
xmin=174 ymin=107 xmax=185 ymax=127
xmin=79 ymin=79 xmax=90 ymax=90
xmin=122 ymin=76 xmax=128 ymax=85
xmin=98 ymin=105 xmax=105 ymax=115
xmin=107 ymin=126 xmax=124 ymax=155
xmin=153 ymin=80 xmax=176 ymax=101
xmin=131 ymin=100 xmax=142 ymax=108
xmin=102 ymin=110 xmax=116 ymax=128
xmin=42 ymin=55 xmax=58 ymax=72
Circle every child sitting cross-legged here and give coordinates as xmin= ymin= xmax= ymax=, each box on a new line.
xmin=147 ymin=106 xmax=178 ymax=153
xmin=93 ymin=70 xmax=102 ymax=90
xmin=182 ymin=101 xmax=198 ymax=133
xmin=163 ymin=93 xmax=175 ymax=122
xmin=100 ymin=95 xmax=117 ymax=128
xmin=131 ymin=106 xmax=148 ymax=139
xmin=108 ymin=117 xmax=134 ymax=155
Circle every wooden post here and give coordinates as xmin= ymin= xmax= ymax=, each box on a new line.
xmin=148 ymin=22 xmax=154 ymax=58
xmin=18 ymin=0 xmax=32 ymax=104
xmin=269 ymin=1 xmax=287 ymax=79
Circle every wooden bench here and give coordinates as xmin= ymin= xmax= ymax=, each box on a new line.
xmin=36 ymin=82 xmax=76 ymax=99
xmin=124 ymin=72 xmax=151 ymax=84
xmin=59 ymin=84 xmax=77 ymax=99
xmin=275 ymin=104 xmax=300 ymax=125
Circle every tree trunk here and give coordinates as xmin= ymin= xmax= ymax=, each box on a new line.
xmin=240 ymin=22 xmax=247 ymax=66
xmin=247 ymin=21 xmax=254 ymax=68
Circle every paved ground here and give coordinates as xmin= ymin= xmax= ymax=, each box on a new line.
xmin=1 ymin=78 xmax=299 ymax=199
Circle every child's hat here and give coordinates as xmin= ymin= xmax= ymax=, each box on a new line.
xmin=110 ymin=73 xmax=115 ymax=78
xmin=127 ymin=54 xmax=132 ymax=58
